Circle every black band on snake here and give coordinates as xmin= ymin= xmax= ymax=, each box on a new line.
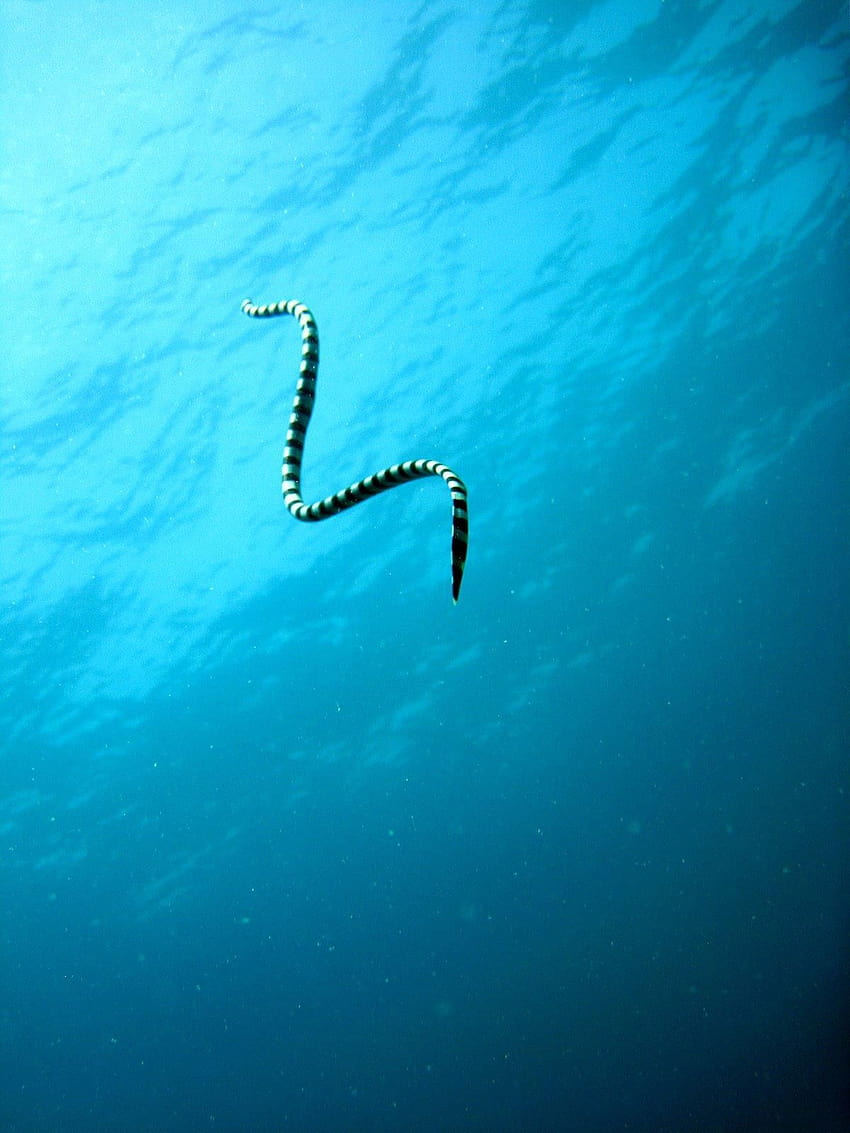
xmin=241 ymin=298 xmax=469 ymax=603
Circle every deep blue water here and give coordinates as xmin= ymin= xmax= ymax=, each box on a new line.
xmin=1 ymin=2 xmax=848 ymax=1130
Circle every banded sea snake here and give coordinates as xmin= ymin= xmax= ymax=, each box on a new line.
xmin=241 ymin=298 xmax=469 ymax=603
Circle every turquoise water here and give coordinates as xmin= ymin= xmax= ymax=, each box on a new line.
xmin=1 ymin=2 xmax=848 ymax=1130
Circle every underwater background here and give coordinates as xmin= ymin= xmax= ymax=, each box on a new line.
xmin=1 ymin=2 xmax=848 ymax=1130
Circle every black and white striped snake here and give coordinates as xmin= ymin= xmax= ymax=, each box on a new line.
xmin=241 ymin=298 xmax=469 ymax=602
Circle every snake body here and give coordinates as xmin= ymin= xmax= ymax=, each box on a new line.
xmin=241 ymin=298 xmax=469 ymax=602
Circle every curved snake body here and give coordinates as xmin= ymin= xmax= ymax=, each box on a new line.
xmin=241 ymin=298 xmax=469 ymax=602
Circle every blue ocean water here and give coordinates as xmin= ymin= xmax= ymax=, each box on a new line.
xmin=1 ymin=2 xmax=848 ymax=1130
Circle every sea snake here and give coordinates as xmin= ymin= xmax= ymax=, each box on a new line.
xmin=241 ymin=298 xmax=469 ymax=603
